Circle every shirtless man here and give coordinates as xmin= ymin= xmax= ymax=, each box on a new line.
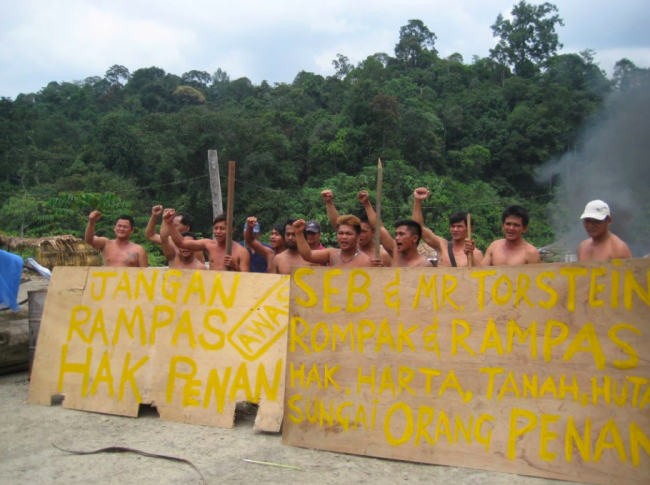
xmin=356 ymin=192 xmax=432 ymax=267
xmin=481 ymin=205 xmax=540 ymax=266
xmin=578 ymin=200 xmax=632 ymax=261
xmin=165 ymin=210 xmax=250 ymax=271
xmin=244 ymin=217 xmax=287 ymax=272
xmin=293 ymin=216 xmax=372 ymax=268
xmin=411 ymin=187 xmax=482 ymax=267
xmin=85 ymin=212 xmax=148 ymax=267
xmin=270 ymin=219 xmax=317 ymax=274
xmin=160 ymin=228 xmax=206 ymax=270
xmin=145 ymin=205 xmax=205 ymax=263
xmin=321 ymin=189 xmax=392 ymax=266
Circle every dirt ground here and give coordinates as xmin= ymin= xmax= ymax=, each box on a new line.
xmin=0 ymin=371 xmax=584 ymax=485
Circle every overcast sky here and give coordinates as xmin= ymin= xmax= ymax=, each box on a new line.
xmin=1 ymin=0 xmax=648 ymax=98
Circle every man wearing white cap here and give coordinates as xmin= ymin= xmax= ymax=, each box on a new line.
xmin=578 ymin=200 xmax=632 ymax=261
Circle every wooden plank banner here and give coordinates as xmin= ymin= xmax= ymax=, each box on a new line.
xmin=28 ymin=267 xmax=289 ymax=431
xmin=282 ymin=261 xmax=650 ymax=485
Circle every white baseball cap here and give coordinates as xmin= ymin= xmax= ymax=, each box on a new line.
xmin=580 ymin=200 xmax=610 ymax=220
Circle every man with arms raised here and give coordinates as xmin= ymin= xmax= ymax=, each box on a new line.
xmin=244 ymin=217 xmax=287 ymax=272
xmin=578 ymin=200 xmax=632 ymax=261
xmin=85 ymin=212 xmax=148 ymax=267
xmin=321 ymin=189 xmax=392 ymax=266
xmin=145 ymin=205 xmax=205 ymax=263
xmin=481 ymin=205 xmax=540 ymax=266
xmin=159 ymin=215 xmax=206 ymax=270
xmin=269 ymin=219 xmax=317 ymax=274
xmin=357 ymin=191 xmax=432 ymax=267
xmin=293 ymin=216 xmax=372 ymax=268
xmin=165 ymin=210 xmax=250 ymax=271
xmin=411 ymin=187 xmax=482 ymax=267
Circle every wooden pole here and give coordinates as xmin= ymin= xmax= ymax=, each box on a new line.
xmin=466 ymin=213 xmax=473 ymax=267
xmin=207 ymin=150 xmax=223 ymax=221
xmin=374 ymin=159 xmax=383 ymax=259
xmin=225 ymin=161 xmax=236 ymax=257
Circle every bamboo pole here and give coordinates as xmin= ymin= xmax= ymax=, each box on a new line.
xmin=225 ymin=161 xmax=236 ymax=258
xmin=374 ymin=159 xmax=383 ymax=259
xmin=466 ymin=213 xmax=473 ymax=267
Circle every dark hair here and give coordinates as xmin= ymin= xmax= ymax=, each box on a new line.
xmin=180 ymin=231 xmax=196 ymax=240
xmin=273 ymin=223 xmax=286 ymax=239
xmin=212 ymin=214 xmax=233 ymax=227
xmin=502 ymin=205 xmax=530 ymax=226
xmin=359 ymin=215 xmax=370 ymax=225
xmin=176 ymin=211 xmax=194 ymax=230
xmin=115 ymin=215 xmax=134 ymax=228
xmin=449 ymin=211 xmax=474 ymax=227
xmin=395 ymin=219 xmax=422 ymax=244
xmin=284 ymin=219 xmax=296 ymax=231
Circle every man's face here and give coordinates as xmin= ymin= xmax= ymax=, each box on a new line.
xmin=213 ymin=221 xmax=228 ymax=241
xmin=284 ymin=225 xmax=297 ymax=250
xmin=179 ymin=236 xmax=194 ymax=258
xmin=114 ymin=219 xmax=134 ymax=240
xmin=502 ymin=216 xmax=526 ymax=241
xmin=449 ymin=221 xmax=468 ymax=241
xmin=337 ymin=225 xmax=358 ymax=251
xmin=306 ymin=230 xmax=321 ymax=247
xmin=270 ymin=229 xmax=284 ymax=249
xmin=358 ymin=222 xmax=373 ymax=248
xmin=583 ymin=217 xmax=610 ymax=239
xmin=173 ymin=216 xmax=189 ymax=233
xmin=395 ymin=225 xmax=416 ymax=253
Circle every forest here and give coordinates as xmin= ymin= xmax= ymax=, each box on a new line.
xmin=1 ymin=1 xmax=648 ymax=264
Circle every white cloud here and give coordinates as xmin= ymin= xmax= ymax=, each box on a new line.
xmin=0 ymin=0 xmax=648 ymax=97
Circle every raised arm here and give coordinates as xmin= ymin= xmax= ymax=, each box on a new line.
xmin=294 ymin=219 xmax=331 ymax=265
xmin=164 ymin=209 xmax=208 ymax=252
xmin=321 ymin=190 xmax=340 ymax=229
xmin=145 ymin=205 xmax=163 ymax=244
xmin=244 ymin=216 xmax=274 ymax=264
xmin=85 ymin=211 xmax=108 ymax=250
xmin=412 ymin=187 xmax=444 ymax=251
xmin=159 ymin=210 xmax=179 ymax=262
xmin=358 ymin=190 xmax=395 ymax=252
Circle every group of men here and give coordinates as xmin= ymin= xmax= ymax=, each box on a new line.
xmin=84 ymin=189 xmax=633 ymax=274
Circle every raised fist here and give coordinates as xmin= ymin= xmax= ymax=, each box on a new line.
xmin=162 ymin=208 xmax=176 ymax=223
xmin=293 ymin=219 xmax=306 ymax=233
xmin=151 ymin=205 xmax=163 ymax=217
xmin=89 ymin=211 xmax=101 ymax=222
xmin=246 ymin=216 xmax=258 ymax=229
xmin=321 ymin=190 xmax=334 ymax=203
xmin=357 ymin=191 xmax=369 ymax=204
xmin=414 ymin=187 xmax=430 ymax=201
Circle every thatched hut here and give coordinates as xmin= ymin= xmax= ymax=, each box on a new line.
xmin=0 ymin=235 xmax=101 ymax=269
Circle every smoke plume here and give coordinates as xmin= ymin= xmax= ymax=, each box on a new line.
xmin=536 ymin=84 xmax=650 ymax=257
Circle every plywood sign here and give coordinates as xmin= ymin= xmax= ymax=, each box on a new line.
xmin=282 ymin=261 xmax=650 ymax=485
xmin=28 ymin=267 xmax=289 ymax=431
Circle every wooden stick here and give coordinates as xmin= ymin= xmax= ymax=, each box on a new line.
xmin=225 ymin=161 xmax=236 ymax=259
xmin=374 ymin=159 xmax=383 ymax=259
xmin=466 ymin=213 xmax=473 ymax=268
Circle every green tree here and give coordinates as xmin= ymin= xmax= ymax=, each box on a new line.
xmin=490 ymin=1 xmax=564 ymax=77
xmin=394 ymin=20 xmax=437 ymax=69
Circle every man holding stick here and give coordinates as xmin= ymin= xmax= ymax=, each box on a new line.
xmin=164 ymin=210 xmax=250 ymax=271
xmin=480 ymin=205 xmax=540 ymax=266
xmin=357 ymin=191 xmax=432 ymax=268
xmin=293 ymin=216 xmax=372 ymax=268
xmin=85 ymin=212 xmax=148 ymax=267
xmin=411 ymin=187 xmax=482 ymax=267
xmin=321 ymin=190 xmax=392 ymax=266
